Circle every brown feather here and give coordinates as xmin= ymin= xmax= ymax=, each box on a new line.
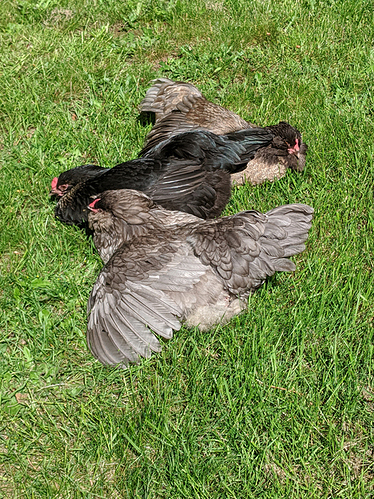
xmin=140 ymin=78 xmax=308 ymax=185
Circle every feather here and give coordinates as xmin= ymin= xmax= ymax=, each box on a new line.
xmin=85 ymin=189 xmax=314 ymax=366
xmin=139 ymin=78 xmax=308 ymax=185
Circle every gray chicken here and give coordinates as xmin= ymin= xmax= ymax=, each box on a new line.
xmin=86 ymin=189 xmax=313 ymax=367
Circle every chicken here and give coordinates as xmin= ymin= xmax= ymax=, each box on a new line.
xmin=140 ymin=78 xmax=250 ymax=131
xmin=140 ymin=78 xmax=308 ymax=185
xmin=54 ymin=127 xmax=274 ymax=226
xmin=51 ymin=164 xmax=109 ymax=197
xmin=86 ymin=189 xmax=314 ymax=367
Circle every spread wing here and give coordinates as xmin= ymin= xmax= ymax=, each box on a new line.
xmin=140 ymin=101 xmax=251 ymax=155
xmin=142 ymin=129 xmax=273 ymax=218
xmin=144 ymin=129 xmax=274 ymax=175
xmin=140 ymin=78 xmax=250 ymax=151
xmin=87 ymin=241 xmax=209 ymax=367
xmin=188 ymin=204 xmax=314 ymax=296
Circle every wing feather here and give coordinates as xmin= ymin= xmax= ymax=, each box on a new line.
xmin=87 ymin=245 xmax=210 ymax=366
xmin=188 ymin=204 xmax=313 ymax=295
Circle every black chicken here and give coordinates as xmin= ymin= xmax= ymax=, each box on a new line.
xmin=54 ymin=127 xmax=274 ymax=225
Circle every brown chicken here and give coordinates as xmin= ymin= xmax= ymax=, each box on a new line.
xmin=140 ymin=78 xmax=307 ymax=186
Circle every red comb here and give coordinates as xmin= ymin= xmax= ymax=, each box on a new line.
xmin=51 ymin=177 xmax=58 ymax=190
xmin=88 ymin=198 xmax=101 ymax=210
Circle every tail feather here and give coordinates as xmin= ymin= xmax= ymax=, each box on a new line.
xmin=139 ymin=78 xmax=175 ymax=113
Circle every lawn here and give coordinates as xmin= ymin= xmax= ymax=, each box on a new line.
xmin=0 ymin=0 xmax=373 ymax=496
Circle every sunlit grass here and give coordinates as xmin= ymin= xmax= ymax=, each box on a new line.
xmin=0 ymin=0 xmax=373 ymax=496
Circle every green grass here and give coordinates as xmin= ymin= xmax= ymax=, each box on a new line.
xmin=0 ymin=0 xmax=373 ymax=496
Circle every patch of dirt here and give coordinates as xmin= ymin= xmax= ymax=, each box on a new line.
xmin=205 ymin=1 xmax=225 ymax=11
xmin=110 ymin=23 xmax=127 ymax=38
xmin=45 ymin=9 xmax=74 ymax=26
xmin=26 ymin=127 xmax=36 ymax=139
xmin=0 ymin=469 xmax=15 ymax=498
xmin=263 ymin=462 xmax=287 ymax=481
xmin=361 ymin=386 xmax=374 ymax=412
xmin=151 ymin=51 xmax=179 ymax=70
